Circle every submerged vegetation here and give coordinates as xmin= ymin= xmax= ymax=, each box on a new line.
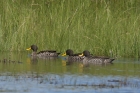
xmin=0 ymin=0 xmax=140 ymax=58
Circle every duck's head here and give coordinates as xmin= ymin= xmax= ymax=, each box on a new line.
xmin=62 ymin=49 xmax=74 ymax=56
xmin=83 ymin=50 xmax=91 ymax=57
xmin=79 ymin=50 xmax=90 ymax=57
xmin=26 ymin=45 xmax=38 ymax=52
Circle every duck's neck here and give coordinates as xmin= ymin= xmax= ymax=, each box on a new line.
xmin=31 ymin=51 xmax=37 ymax=56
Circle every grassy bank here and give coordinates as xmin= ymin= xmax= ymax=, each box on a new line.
xmin=0 ymin=0 xmax=140 ymax=58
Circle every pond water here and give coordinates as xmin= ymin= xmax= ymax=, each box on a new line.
xmin=0 ymin=52 xmax=140 ymax=93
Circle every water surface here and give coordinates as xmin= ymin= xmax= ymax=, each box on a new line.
xmin=0 ymin=52 xmax=140 ymax=93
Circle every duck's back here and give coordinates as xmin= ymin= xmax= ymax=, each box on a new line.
xmin=83 ymin=56 xmax=114 ymax=65
xmin=65 ymin=56 xmax=84 ymax=62
xmin=37 ymin=51 xmax=60 ymax=57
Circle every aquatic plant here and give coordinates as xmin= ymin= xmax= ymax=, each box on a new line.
xmin=0 ymin=0 xmax=140 ymax=58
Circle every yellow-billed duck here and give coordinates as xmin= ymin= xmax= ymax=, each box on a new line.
xmin=62 ymin=49 xmax=83 ymax=61
xmin=80 ymin=50 xmax=115 ymax=65
xmin=26 ymin=45 xmax=60 ymax=57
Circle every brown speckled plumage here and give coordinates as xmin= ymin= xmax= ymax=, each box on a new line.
xmin=81 ymin=50 xmax=115 ymax=65
xmin=62 ymin=49 xmax=84 ymax=61
xmin=26 ymin=45 xmax=60 ymax=58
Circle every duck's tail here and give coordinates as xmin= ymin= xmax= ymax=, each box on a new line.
xmin=57 ymin=53 xmax=61 ymax=55
xmin=109 ymin=58 xmax=115 ymax=63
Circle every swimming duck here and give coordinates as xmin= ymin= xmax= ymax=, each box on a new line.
xmin=62 ymin=49 xmax=83 ymax=61
xmin=80 ymin=50 xmax=115 ymax=65
xmin=26 ymin=45 xmax=60 ymax=57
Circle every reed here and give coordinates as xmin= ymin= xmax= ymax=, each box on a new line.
xmin=0 ymin=0 xmax=140 ymax=58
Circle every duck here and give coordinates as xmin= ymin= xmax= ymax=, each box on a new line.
xmin=26 ymin=45 xmax=60 ymax=57
xmin=62 ymin=49 xmax=84 ymax=61
xmin=79 ymin=50 xmax=115 ymax=65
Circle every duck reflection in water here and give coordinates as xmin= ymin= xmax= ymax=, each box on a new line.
xmin=27 ymin=57 xmax=38 ymax=65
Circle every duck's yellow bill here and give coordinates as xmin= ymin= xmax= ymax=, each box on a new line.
xmin=26 ymin=47 xmax=31 ymax=50
xmin=79 ymin=53 xmax=83 ymax=57
xmin=62 ymin=52 xmax=66 ymax=56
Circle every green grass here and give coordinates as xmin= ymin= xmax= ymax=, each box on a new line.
xmin=0 ymin=0 xmax=140 ymax=58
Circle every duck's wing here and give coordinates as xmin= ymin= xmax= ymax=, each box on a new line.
xmin=73 ymin=53 xmax=82 ymax=56
xmin=92 ymin=56 xmax=115 ymax=62
xmin=92 ymin=56 xmax=111 ymax=59
xmin=37 ymin=50 xmax=57 ymax=54
xmin=44 ymin=50 xmax=57 ymax=52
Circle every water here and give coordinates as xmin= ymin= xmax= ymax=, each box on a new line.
xmin=0 ymin=52 xmax=140 ymax=93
